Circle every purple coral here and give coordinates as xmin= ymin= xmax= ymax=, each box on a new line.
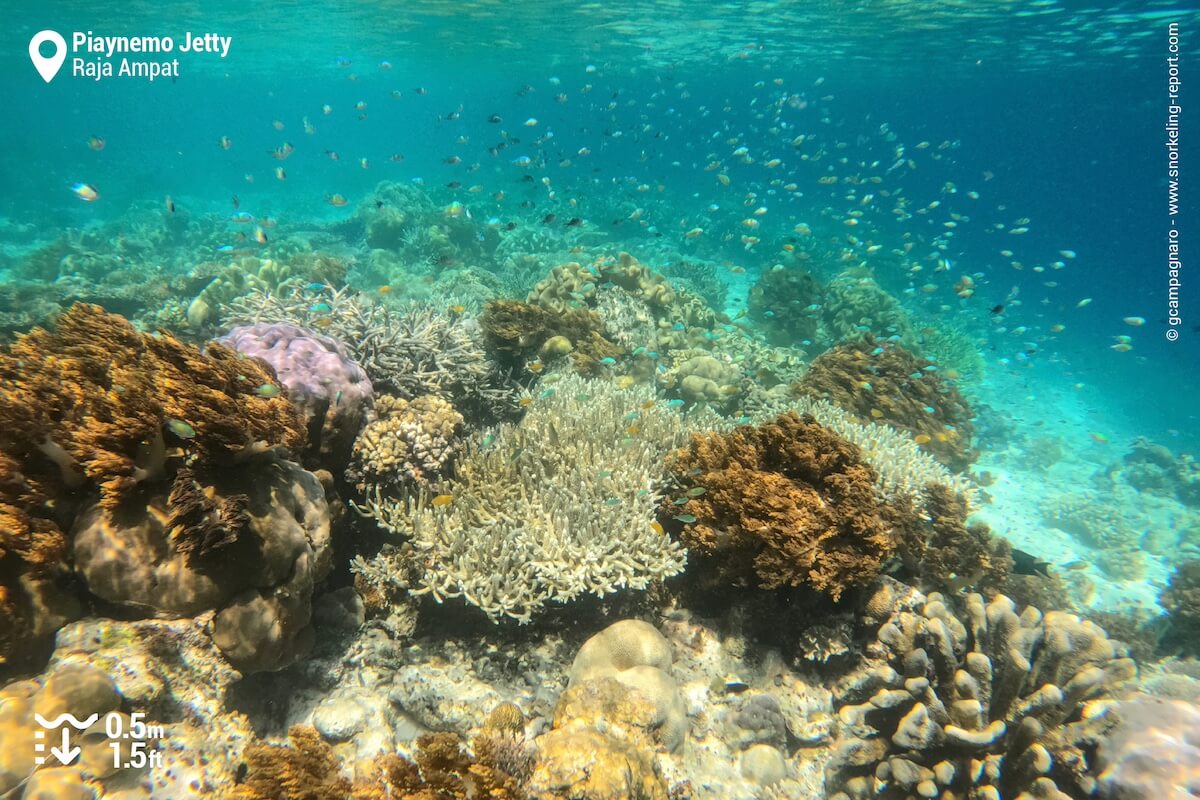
xmin=216 ymin=322 xmax=373 ymax=465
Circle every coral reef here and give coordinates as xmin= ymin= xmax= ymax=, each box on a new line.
xmin=233 ymin=724 xmax=351 ymax=800
xmin=821 ymin=273 xmax=915 ymax=347
xmin=354 ymin=374 xmax=721 ymax=622
xmin=1039 ymin=491 xmax=1146 ymax=581
xmin=349 ymin=394 xmax=464 ymax=493
xmin=1109 ymin=436 xmax=1200 ymax=507
xmin=529 ymin=620 xmax=677 ymax=800
xmin=827 ymin=588 xmax=1137 ymax=800
xmin=72 ymin=456 xmax=332 ymax=672
xmin=747 ymin=264 xmax=824 ymax=346
xmin=227 ymin=287 xmax=517 ymax=421
xmin=1160 ymin=560 xmax=1200 ymax=656
xmin=217 ymin=322 xmax=374 ymax=465
xmin=913 ymin=320 xmax=986 ymax=385
xmin=1096 ymin=694 xmax=1200 ymax=799
xmin=665 ymin=411 xmax=896 ymax=600
xmin=0 ymin=303 xmax=305 ymax=666
xmin=480 ymin=298 xmax=623 ymax=377
xmin=795 ymin=335 xmax=978 ymax=471
xmin=662 ymin=353 xmax=741 ymax=409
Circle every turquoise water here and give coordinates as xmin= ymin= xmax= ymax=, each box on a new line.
xmin=1 ymin=1 xmax=1198 ymax=798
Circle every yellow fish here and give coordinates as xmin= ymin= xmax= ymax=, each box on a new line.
xmin=430 ymin=494 xmax=454 ymax=507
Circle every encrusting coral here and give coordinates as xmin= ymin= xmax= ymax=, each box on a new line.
xmin=480 ymin=298 xmax=623 ymax=377
xmin=795 ymin=335 xmax=977 ymax=471
xmin=0 ymin=303 xmax=305 ymax=666
xmin=665 ymin=412 xmax=896 ymax=601
xmin=349 ymin=394 xmax=464 ymax=493
xmin=826 ymin=587 xmax=1137 ymax=800
xmin=353 ymin=373 xmax=722 ymax=623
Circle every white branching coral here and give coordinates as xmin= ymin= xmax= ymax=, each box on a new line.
xmin=752 ymin=396 xmax=974 ymax=505
xmin=353 ymin=373 xmax=726 ymax=623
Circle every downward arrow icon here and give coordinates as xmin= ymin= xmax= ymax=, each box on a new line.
xmin=50 ymin=728 xmax=81 ymax=765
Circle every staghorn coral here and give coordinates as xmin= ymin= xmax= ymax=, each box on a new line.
xmin=226 ymin=287 xmax=516 ymax=421
xmin=353 ymin=374 xmax=721 ymax=623
xmin=665 ymin=411 xmax=896 ymax=601
xmin=186 ymin=254 xmax=346 ymax=329
xmin=217 ymin=322 xmax=374 ymax=466
xmin=827 ymin=590 xmax=1137 ymax=800
xmin=0 ymin=304 xmax=304 ymax=665
xmin=795 ymin=335 xmax=977 ymax=471
xmin=349 ymin=394 xmax=464 ymax=494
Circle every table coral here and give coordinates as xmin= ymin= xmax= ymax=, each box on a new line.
xmin=827 ymin=590 xmax=1137 ymax=800
xmin=665 ymin=411 xmax=896 ymax=600
xmin=795 ymin=335 xmax=977 ymax=471
xmin=218 ymin=322 xmax=373 ymax=466
xmin=350 ymin=394 xmax=464 ymax=493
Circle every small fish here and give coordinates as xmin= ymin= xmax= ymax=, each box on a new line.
xmin=650 ymin=521 xmax=664 ymax=535
xmin=430 ymin=494 xmax=454 ymax=507
xmin=685 ymin=227 xmax=704 ymax=238
xmin=685 ymin=487 xmax=707 ymax=497
xmin=230 ymin=211 xmax=254 ymax=223
xmin=672 ymin=497 xmax=690 ymax=506
xmin=539 ymin=388 xmax=556 ymax=399
xmin=70 ymin=183 xmax=99 ymax=202
xmin=1122 ymin=316 xmax=1145 ymax=327
xmin=1011 ymin=548 xmax=1052 ymax=578
xmin=253 ymin=226 xmax=268 ymax=245
xmin=1076 ymin=297 xmax=1093 ymax=308
xmin=274 ymin=167 xmax=287 ymax=180
xmin=604 ymin=498 xmax=621 ymax=506
xmin=218 ymin=135 xmax=233 ymax=150
xmin=487 ymin=114 xmax=503 ymax=123
xmin=309 ymin=302 xmax=332 ymax=313
xmin=598 ymin=357 xmax=617 ymax=366
xmin=666 ymin=399 xmax=685 ymax=408
xmin=524 ymin=117 xmax=538 ymax=126
xmin=990 ymin=304 xmax=1005 ymax=315
xmin=87 ymin=136 xmax=105 ymax=151
xmin=327 ymin=194 xmax=349 ymax=207
xmin=254 ymin=383 xmax=281 ymax=398
xmin=566 ymin=217 xmax=583 ymax=227
xmin=673 ymin=514 xmax=697 ymax=524
xmin=166 ymin=419 xmax=197 ymax=439
xmin=1089 ymin=432 xmax=1109 ymax=444
xmin=164 ymin=195 xmax=175 ymax=213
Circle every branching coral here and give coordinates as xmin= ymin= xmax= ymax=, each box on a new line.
xmin=353 ymin=374 xmax=722 ymax=622
xmin=349 ymin=394 xmax=464 ymax=494
xmin=795 ymin=335 xmax=977 ymax=471
xmin=827 ymin=589 xmax=1137 ymax=800
xmin=664 ymin=412 xmax=896 ymax=600
xmin=233 ymin=725 xmax=351 ymax=800
xmin=226 ymin=287 xmax=517 ymax=421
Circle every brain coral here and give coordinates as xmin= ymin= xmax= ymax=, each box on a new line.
xmin=665 ymin=411 xmax=895 ymax=600
xmin=217 ymin=322 xmax=373 ymax=466
xmin=795 ymin=335 xmax=977 ymax=471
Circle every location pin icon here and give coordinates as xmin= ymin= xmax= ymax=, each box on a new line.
xmin=29 ymin=30 xmax=67 ymax=83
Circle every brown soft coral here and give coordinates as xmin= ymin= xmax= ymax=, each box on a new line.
xmin=795 ymin=335 xmax=977 ymax=470
xmin=233 ymin=725 xmax=351 ymax=800
xmin=0 ymin=303 xmax=304 ymax=511
xmin=0 ymin=304 xmax=304 ymax=667
xmin=480 ymin=299 xmax=622 ymax=376
xmin=665 ymin=412 xmax=895 ymax=600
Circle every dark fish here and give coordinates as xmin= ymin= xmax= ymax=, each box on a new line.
xmin=990 ymin=304 xmax=1005 ymax=315
xmin=520 ymin=200 xmax=533 ymax=208
xmin=446 ymin=181 xmax=462 ymax=189
xmin=436 ymin=255 xmax=456 ymax=266
xmin=542 ymin=214 xmax=557 ymax=224
xmin=414 ymin=87 xmax=428 ymax=95
xmin=375 ymin=200 xmax=385 ymax=209
xmin=445 ymin=110 xmax=461 ymax=121
xmin=443 ymin=156 xmax=462 ymax=164
xmin=565 ymin=217 xmax=582 ymax=227
xmin=232 ymin=194 xmax=240 ymax=210
xmin=505 ymin=222 xmax=517 ymax=231
xmin=487 ymin=114 xmax=502 ymax=123
xmin=1011 ymin=548 xmax=1051 ymax=578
